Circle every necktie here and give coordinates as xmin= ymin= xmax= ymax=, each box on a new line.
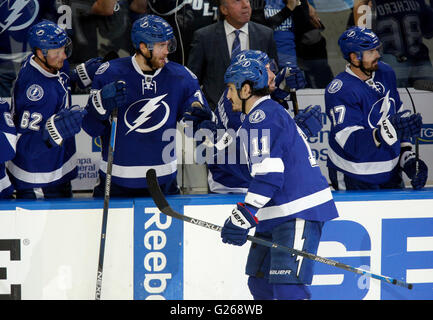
xmin=231 ymin=29 xmax=241 ymax=58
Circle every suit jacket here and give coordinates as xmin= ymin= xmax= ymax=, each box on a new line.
xmin=187 ymin=20 xmax=278 ymax=110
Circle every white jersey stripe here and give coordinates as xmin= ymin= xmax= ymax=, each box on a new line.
xmin=256 ymin=187 xmax=333 ymax=221
xmin=327 ymin=146 xmax=399 ymax=175
xmin=7 ymin=153 xmax=77 ymax=184
xmin=99 ymin=159 xmax=178 ymax=179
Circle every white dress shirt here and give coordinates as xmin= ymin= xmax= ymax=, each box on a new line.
xmin=224 ymin=20 xmax=249 ymax=58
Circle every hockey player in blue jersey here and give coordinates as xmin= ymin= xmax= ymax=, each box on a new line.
xmin=82 ymin=15 xmax=212 ymax=197
xmin=9 ymin=20 xmax=89 ymax=199
xmin=0 ymin=98 xmax=16 ymax=199
xmin=220 ymin=57 xmax=339 ymax=300
xmin=325 ymin=26 xmax=428 ymax=190
xmin=189 ymin=49 xmax=322 ymax=194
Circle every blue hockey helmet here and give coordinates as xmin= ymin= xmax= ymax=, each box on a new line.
xmin=224 ymin=58 xmax=268 ymax=91
xmin=131 ymin=15 xmax=177 ymax=53
xmin=338 ymin=26 xmax=381 ymax=61
xmin=231 ymin=50 xmax=269 ymax=66
xmin=231 ymin=50 xmax=279 ymax=74
xmin=28 ymin=20 xmax=71 ymax=57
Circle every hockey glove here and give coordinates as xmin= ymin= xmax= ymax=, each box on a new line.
xmin=70 ymin=57 xmax=103 ymax=89
xmin=294 ymin=105 xmax=322 ymax=138
xmin=88 ymin=80 xmax=127 ymax=120
xmin=183 ymin=101 xmax=215 ymax=133
xmin=388 ymin=111 xmax=422 ymax=141
xmin=221 ymin=203 xmax=258 ymax=246
xmin=42 ymin=106 xmax=87 ymax=147
xmin=400 ymin=150 xmax=428 ymax=190
xmin=275 ymin=63 xmax=306 ymax=91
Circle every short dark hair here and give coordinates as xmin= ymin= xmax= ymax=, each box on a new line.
xmin=242 ymin=80 xmax=271 ymax=97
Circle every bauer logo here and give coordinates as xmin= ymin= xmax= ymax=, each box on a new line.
xmin=419 ymin=124 xmax=433 ymax=144
xmin=134 ymin=199 xmax=183 ymax=300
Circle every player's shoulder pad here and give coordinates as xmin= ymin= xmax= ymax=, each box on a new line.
xmin=94 ymin=56 xmax=127 ymax=77
xmin=247 ymin=99 xmax=281 ymax=125
xmin=165 ymin=61 xmax=199 ymax=80
xmin=326 ymin=76 xmax=345 ymax=95
xmin=377 ymin=61 xmax=395 ymax=75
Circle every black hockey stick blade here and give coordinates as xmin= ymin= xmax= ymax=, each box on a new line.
xmin=413 ymin=80 xmax=433 ymax=92
xmin=146 ymin=169 xmax=413 ymax=290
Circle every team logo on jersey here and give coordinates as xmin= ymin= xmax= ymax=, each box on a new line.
xmin=240 ymin=113 xmax=246 ymax=123
xmin=0 ymin=0 xmax=39 ymax=34
xmin=26 ymin=84 xmax=43 ymax=101
xmin=327 ymin=79 xmax=343 ymax=94
xmin=249 ymin=109 xmax=266 ymax=124
xmin=95 ymin=62 xmax=110 ymax=75
xmin=365 ymin=79 xmax=385 ymax=95
xmin=142 ymin=77 xmax=157 ymax=93
xmin=124 ymin=94 xmax=170 ymax=134
xmin=368 ymin=90 xmax=396 ymax=128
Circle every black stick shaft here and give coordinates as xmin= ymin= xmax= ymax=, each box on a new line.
xmin=290 ymin=89 xmax=299 ymax=115
xmin=146 ymin=169 xmax=413 ymax=290
xmin=95 ymin=108 xmax=118 ymax=300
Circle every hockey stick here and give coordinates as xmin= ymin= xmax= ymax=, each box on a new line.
xmin=145 ymin=169 xmax=413 ymax=290
xmin=290 ymin=89 xmax=299 ymax=115
xmin=404 ymin=87 xmax=420 ymax=174
xmin=95 ymin=108 xmax=118 ymax=300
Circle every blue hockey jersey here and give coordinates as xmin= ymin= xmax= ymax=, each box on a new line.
xmin=207 ymin=88 xmax=250 ymax=193
xmin=238 ymin=96 xmax=338 ymax=232
xmin=8 ymin=55 xmax=77 ymax=190
xmin=0 ymin=98 xmax=16 ymax=198
xmin=325 ymin=62 xmax=406 ymax=185
xmin=82 ymin=55 xmax=208 ymax=189
xmin=373 ymin=0 xmax=433 ymax=61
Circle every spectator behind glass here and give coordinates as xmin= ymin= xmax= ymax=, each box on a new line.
xmin=187 ymin=0 xmax=278 ymax=110
xmin=0 ymin=0 xmax=58 ymax=97
xmin=147 ymin=0 xmax=219 ymax=65
xmin=262 ymin=0 xmax=299 ymax=68
xmin=354 ymin=0 xmax=433 ymax=88
xmin=292 ymin=0 xmax=334 ymax=88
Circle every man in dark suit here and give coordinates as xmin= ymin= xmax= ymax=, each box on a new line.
xmin=187 ymin=0 xmax=278 ymax=110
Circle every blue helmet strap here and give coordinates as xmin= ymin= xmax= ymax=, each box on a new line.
xmin=138 ymin=43 xmax=158 ymax=70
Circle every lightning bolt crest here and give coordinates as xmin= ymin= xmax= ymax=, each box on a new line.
xmin=0 ymin=0 xmax=31 ymax=34
xmin=126 ymin=94 xmax=167 ymax=134
xmin=378 ymin=91 xmax=390 ymax=124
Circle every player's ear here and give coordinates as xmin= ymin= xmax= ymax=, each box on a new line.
xmin=349 ymin=52 xmax=359 ymax=65
xmin=35 ymin=48 xmax=45 ymax=61
xmin=139 ymin=42 xmax=149 ymax=56
xmin=240 ymin=82 xmax=252 ymax=98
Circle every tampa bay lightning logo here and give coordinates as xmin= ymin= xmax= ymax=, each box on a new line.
xmin=368 ymin=91 xmax=396 ymax=128
xmin=249 ymin=109 xmax=266 ymax=124
xmin=26 ymin=84 xmax=43 ymax=101
xmin=327 ymin=79 xmax=343 ymax=94
xmin=0 ymin=0 xmax=39 ymax=34
xmin=124 ymin=94 xmax=170 ymax=134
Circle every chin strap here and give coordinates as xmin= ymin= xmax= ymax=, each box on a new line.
xmin=350 ymin=60 xmax=373 ymax=78
xmin=35 ymin=54 xmax=59 ymax=73
xmin=138 ymin=47 xmax=158 ymax=70
xmin=237 ymin=88 xmax=253 ymax=114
